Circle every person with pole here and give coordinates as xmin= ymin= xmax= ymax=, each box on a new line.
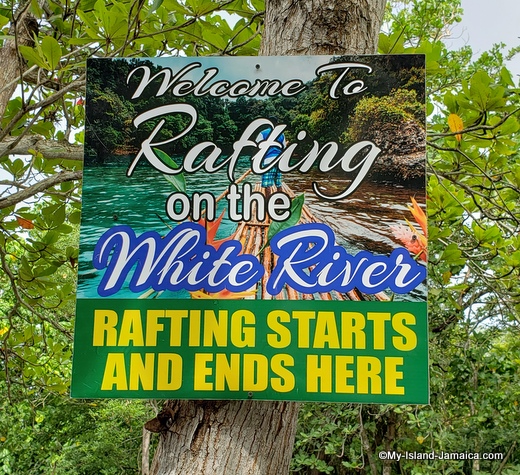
xmin=256 ymin=116 xmax=286 ymax=200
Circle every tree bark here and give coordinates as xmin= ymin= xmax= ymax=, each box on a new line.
xmin=150 ymin=401 xmax=299 ymax=475
xmin=0 ymin=170 xmax=82 ymax=210
xmin=142 ymin=426 xmax=151 ymax=475
xmin=260 ymin=0 xmax=387 ymax=56
xmin=149 ymin=2 xmax=387 ymax=474
xmin=0 ymin=1 xmax=40 ymax=119
xmin=0 ymin=135 xmax=83 ymax=161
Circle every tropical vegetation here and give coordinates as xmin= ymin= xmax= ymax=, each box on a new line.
xmin=0 ymin=0 xmax=519 ymax=474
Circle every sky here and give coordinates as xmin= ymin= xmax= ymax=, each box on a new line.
xmin=140 ymin=55 xmax=336 ymax=84
xmin=448 ymin=0 xmax=520 ymax=76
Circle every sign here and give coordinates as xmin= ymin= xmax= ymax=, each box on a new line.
xmin=72 ymin=55 xmax=428 ymax=403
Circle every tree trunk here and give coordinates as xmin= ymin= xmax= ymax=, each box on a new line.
xmin=149 ymin=2 xmax=387 ymax=474
xmin=260 ymin=0 xmax=387 ymax=56
xmin=150 ymin=401 xmax=299 ymax=475
xmin=0 ymin=1 xmax=39 ymax=119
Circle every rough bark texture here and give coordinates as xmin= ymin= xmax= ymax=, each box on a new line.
xmin=150 ymin=2 xmax=387 ymax=474
xmin=142 ymin=426 xmax=151 ymax=475
xmin=150 ymin=400 xmax=300 ymax=475
xmin=260 ymin=0 xmax=387 ymax=56
xmin=0 ymin=135 xmax=83 ymax=161
xmin=0 ymin=2 xmax=39 ymax=119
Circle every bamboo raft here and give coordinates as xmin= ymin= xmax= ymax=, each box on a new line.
xmin=232 ymin=181 xmax=390 ymax=302
xmin=142 ymin=170 xmax=390 ymax=302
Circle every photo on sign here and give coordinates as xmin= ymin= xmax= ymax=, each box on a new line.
xmin=78 ymin=55 xmax=426 ymax=303
xmin=72 ymin=55 xmax=429 ymax=403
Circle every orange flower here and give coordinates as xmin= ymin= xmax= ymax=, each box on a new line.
xmin=196 ymin=209 xmax=236 ymax=250
xmin=391 ymin=198 xmax=427 ymax=262
xmin=408 ymin=197 xmax=427 ymax=237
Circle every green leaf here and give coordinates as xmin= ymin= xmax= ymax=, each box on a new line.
xmin=68 ymin=211 xmax=82 ymax=225
xmin=153 ymin=148 xmax=186 ymax=193
xmin=19 ymin=45 xmax=48 ymax=69
xmin=42 ymin=231 xmax=60 ymax=245
xmin=0 ymin=14 xmax=9 ymax=28
xmin=93 ymin=0 xmax=127 ymax=43
xmin=31 ymin=121 xmax=55 ymax=137
xmin=30 ymin=0 xmax=44 ymax=17
xmin=79 ymin=0 xmax=98 ymax=9
xmin=267 ymin=194 xmax=305 ymax=242
xmin=498 ymin=116 xmax=520 ymax=136
xmin=443 ymin=91 xmax=458 ymax=114
xmin=5 ymin=158 xmax=26 ymax=178
xmin=440 ymin=243 xmax=466 ymax=266
xmin=249 ymin=0 xmax=264 ymax=10
xmin=469 ymin=71 xmax=492 ymax=110
xmin=36 ymin=266 xmax=59 ymax=278
xmin=150 ymin=0 xmax=164 ymax=12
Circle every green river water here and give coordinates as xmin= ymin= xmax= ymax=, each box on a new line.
xmin=77 ymin=157 xmax=426 ymax=301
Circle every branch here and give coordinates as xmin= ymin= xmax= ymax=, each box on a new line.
xmin=428 ymin=107 xmax=520 ymax=139
xmin=0 ymin=135 xmax=84 ymax=160
xmin=0 ymin=244 xmax=73 ymax=340
xmin=0 ymin=77 xmax=86 ymax=142
xmin=0 ymin=170 xmax=82 ymax=210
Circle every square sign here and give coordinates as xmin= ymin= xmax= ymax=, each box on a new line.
xmin=72 ymin=55 xmax=428 ymax=403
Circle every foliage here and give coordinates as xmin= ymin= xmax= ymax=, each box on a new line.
xmin=347 ymin=88 xmax=424 ymax=143
xmin=1 ymin=0 xmax=520 ymax=474
xmin=0 ymin=395 xmax=154 ymax=475
xmin=1 ymin=0 xmax=264 ymax=388
xmin=0 ymin=1 xmax=264 ymax=473
xmin=0 ymin=220 xmax=77 ymax=398
xmin=383 ymin=0 xmax=463 ymax=45
xmin=291 ymin=1 xmax=520 ymax=474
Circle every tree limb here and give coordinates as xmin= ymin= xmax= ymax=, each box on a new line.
xmin=0 ymin=170 xmax=82 ymax=210
xmin=0 ymin=135 xmax=84 ymax=160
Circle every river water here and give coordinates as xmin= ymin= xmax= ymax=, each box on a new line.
xmin=77 ymin=157 xmax=426 ymax=301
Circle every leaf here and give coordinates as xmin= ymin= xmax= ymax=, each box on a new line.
xmin=93 ymin=0 xmax=127 ymax=43
xmin=469 ymin=71 xmax=492 ymax=110
xmin=153 ymin=148 xmax=186 ymax=193
xmin=267 ymin=193 xmax=305 ymax=243
xmin=443 ymin=91 xmax=458 ymax=114
xmin=36 ymin=266 xmax=59 ymax=278
xmin=378 ymin=31 xmax=405 ymax=54
xmin=68 ymin=211 xmax=82 ymax=225
xmin=41 ymin=36 xmax=61 ymax=70
xmin=150 ymin=0 xmax=164 ymax=12
xmin=500 ymin=66 xmax=515 ymax=87
xmin=0 ymin=14 xmax=9 ymax=29
xmin=30 ymin=0 xmax=44 ymax=17
xmin=16 ymin=216 xmax=34 ymax=229
xmin=440 ymin=243 xmax=466 ymax=266
xmin=447 ymin=113 xmax=463 ymax=141
xmin=18 ymin=45 xmax=48 ymax=69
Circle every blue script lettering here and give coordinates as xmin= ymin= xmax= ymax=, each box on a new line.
xmin=93 ymin=223 xmax=263 ymax=296
xmin=267 ymin=223 xmax=426 ymax=295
